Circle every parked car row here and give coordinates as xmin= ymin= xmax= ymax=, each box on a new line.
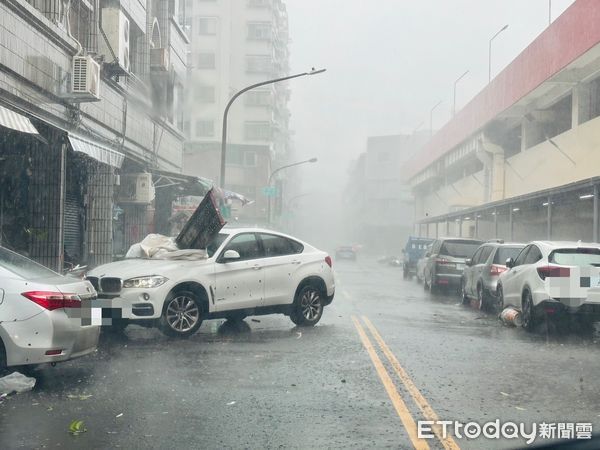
xmin=1 ymin=228 xmax=336 ymax=371
xmin=410 ymin=236 xmax=600 ymax=331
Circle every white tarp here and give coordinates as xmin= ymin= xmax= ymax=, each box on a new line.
xmin=125 ymin=234 xmax=208 ymax=260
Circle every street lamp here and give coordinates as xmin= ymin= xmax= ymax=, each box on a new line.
xmin=220 ymin=68 xmax=326 ymax=188
xmin=267 ymin=158 xmax=318 ymax=224
xmin=452 ymin=70 xmax=469 ymax=116
xmin=429 ymin=100 xmax=442 ymax=137
xmin=549 ymin=0 xmax=552 ymax=25
xmin=488 ymin=24 xmax=509 ymax=82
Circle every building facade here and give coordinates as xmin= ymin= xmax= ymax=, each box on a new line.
xmin=183 ymin=0 xmax=291 ymax=225
xmin=0 ymin=0 xmax=192 ymax=270
xmin=345 ymin=133 xmax=427 ymax=253
xmin=407 ymin=0 xmax=600 ymax=244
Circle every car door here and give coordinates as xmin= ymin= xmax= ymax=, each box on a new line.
xmin=501 ymin=245 xmax=531 ymax=306
xmin=213 ymin=232 xmax=265 ymax=312
xmin=426 ymin=240 xmax=441 ymax=282
xmin=518 ymin=245 xmax=543 ymax=309
xmin=465 ymin=247 xmax=483 ymax=296
xmin=258 ymin=233 xmax=304 ymax=306
xmin=474 ymin=246 xmax=494 ymax=292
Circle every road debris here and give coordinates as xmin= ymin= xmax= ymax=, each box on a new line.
xmin=500 ymin=307 xmax=523 ymax=327
xmin=500 ymin=392 xmax=510 ymax=397
xmin=0 ymin=372 xmax=36 ymax=396
xmin=227 ymin=401 xmax=236 ymax=406
xmin=68 ymin=420 xmax=87 ymax=435
xmin=116 ymin=413 xmax=123 ymax=418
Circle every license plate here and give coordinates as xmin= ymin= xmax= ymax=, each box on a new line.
xmin=456 ymin=264 xmax=465 ymax=271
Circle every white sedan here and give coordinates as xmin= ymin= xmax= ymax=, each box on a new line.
xmin=86 ymin=228 xmax=336 ymax=337
xmin=0 ymin=247 xmax=100 ymax=371
xmin=497 ymin=241 xmax=600 ymax=331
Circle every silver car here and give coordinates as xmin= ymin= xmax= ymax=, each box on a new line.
xmin=0 ymin=247 xmax=100 ymax=370
xmin=461 ymin=242 xmax=525 ymax=310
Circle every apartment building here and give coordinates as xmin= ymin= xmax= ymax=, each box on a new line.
xmin=0 ymin=0 xmax=195 ymax=270
xmin=183 ymin=0 xmax=291 ymax=224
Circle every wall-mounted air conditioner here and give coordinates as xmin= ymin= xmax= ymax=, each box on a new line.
xmin=100 ymin=8 xmax=130 ymax=74
xmin=117 ymin=173 xmax=155 ymax=204
xmin=150 ymin=48 xmax=169 ymax=71
xmin=71 ymin=56 xmax=101 ymax=100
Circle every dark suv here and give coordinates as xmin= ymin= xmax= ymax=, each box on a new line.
xmin=423 ymin=238 xmax=484 ymax=293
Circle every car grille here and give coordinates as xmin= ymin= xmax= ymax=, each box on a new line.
xmin=100 ymin=277 xmax=122 ymax=294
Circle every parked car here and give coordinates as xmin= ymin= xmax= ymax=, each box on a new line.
xmin=497 ymin=241 xmax=600 ymax=331
xmin=423 ymin=238 xmax=484 ymax=293
xmin=335 ymin=245 xmax=357 ymax=261
xmin=402 ymin=237 xmax=434 ymax=279
xmin=461 ymin=241 xmax=525 ymax=310
xmin=0 ymin=246 xmax=100 ymax=371
xmin=415 ymin=244 xmax=432 ymax=284
xmin=87 ymin=228 xmax=336 ymax=337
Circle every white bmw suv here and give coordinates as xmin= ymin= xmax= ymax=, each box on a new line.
xmin=86 ymin=228 xmax=335 ymax=337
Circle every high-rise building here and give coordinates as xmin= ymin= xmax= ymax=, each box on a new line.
xmin=183 ymin=0 xmax=291 ymax=224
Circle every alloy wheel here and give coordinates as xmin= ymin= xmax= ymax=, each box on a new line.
xmin=300 ymin=289 xmax=322 ymax=321
xmin=166 ymin=295 xmax=200 ymax=332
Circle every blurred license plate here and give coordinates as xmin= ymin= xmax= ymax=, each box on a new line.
xmin=456 ymin=264 xmax=465 ymax=270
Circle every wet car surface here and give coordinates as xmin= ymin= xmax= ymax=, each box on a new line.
xmin=3 ymin=258 xmax=600 ymax=449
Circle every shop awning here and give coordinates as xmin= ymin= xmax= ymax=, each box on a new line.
xmin=152 ymin=169 xmax=213 ymax=196
xmin=68 ymin=134 xmax=124 ymax=168
xmin=0 ymin=105 xmax=38 ymax=134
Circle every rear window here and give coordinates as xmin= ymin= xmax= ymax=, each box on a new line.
xmin=494 ymin=247 xmax=525 ymax=265
xmin=0 ymin=246 xmax=59 ymax=279
xmin=549 ymin=248 xmax=600 ymax=266
xmin=439 ymin=241 xmax=483 ymax=258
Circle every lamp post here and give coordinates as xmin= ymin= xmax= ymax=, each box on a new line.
xmin=430 ymin=100 xmax=442 ymax=137
xmin=489 ymin=24 xmax=509 ymax=82
xmin=549 ymin=0 xmax=552 ymax=25
xmin=452 ymin=70 xmax=469 ymax=116
xmin=220 ymin=68 xmax=326 ymax=189
xmin=267 ymin=158 xmax=318 ymax=225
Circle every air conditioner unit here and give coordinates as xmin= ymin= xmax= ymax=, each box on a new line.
xmin=71 ymin=56 xmax=101 ymax=100
xmin=118 ymin=173 xmax=155 ymax=204
xmin=150 ymin=48 xmax=169 ymax=71
xmin=100 ymin=8 xmax=130 ymax=74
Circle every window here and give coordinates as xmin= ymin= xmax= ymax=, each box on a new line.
xmin=439 ymin=240 xmax=482 ymax=258
xmin=550 ymin=248 xmax=600 ymax=266
xmin=524 ymin=245 xmax=543 ymax=265
xmin=470 ymin=248 xmax=483 ymax=265
xmin=197 ymin=53 xmax=216 ymax=69
xmin=245 ymin=121 xmax=271 ymax=140
xmin=195 ymin=86 xmax=215 ymax=103
xmin=221 ymin=233 xmax=263 ymax=261
xmin=198 ymin=17 xmax=217 ymax=35
xmin=494 ymin=246 xmax=525 ymax=265
xmin=195 ymin=120 xmax=214 ymax=137
xmin=513 ymin=246 xmax=530 ymax=266
xmin=259 ymin=234 xmax=303 ymax=257
xmin=245 ymin=90 xmax=272 ymax=107
xmin=247 ymin=22 xmax=272 ymax=40
xmin=480 ymin=246 xmax=494 ymax=264
xmin=246 ymin=55 xmax=273 ymax=74
xmin=244 ymin=151 xmax=257 ymax=167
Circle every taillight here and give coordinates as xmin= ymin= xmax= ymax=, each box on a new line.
xmin=537 ymin=266 xmax=570 ymax=280
xmin=435 ymin=258 xmax=455 ymax=267
xmin=22 ymin=291 xmax=81 ymax=310
xmin=490 ymin=264 xmax=508 ymax=276
xmin=325 ymin=256 xmax=332 ymax=268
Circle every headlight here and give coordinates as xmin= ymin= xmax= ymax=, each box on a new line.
xmin=122 ymin=276 xmax=168 ymax=289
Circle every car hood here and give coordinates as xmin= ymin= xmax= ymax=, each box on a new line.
xmin=88 ymin=258 xmax=213 ymax=280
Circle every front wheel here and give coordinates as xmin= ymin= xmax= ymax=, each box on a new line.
xmin=159 ymin=290 xmax=204 ymax=338
xmin=291 ymin=285 xmax=324 ymax=327
xmin=461 ymin=279 xmax=469 ymax=305
xmin=522 ymin=291 xmax=537 ymax=332
xmin=496 ymin=285 xmax=505 ymax=312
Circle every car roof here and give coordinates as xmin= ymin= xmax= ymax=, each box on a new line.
xmin=437 ymin=237 xmax=485 ymax=242
xmin=221 ymin=227 xmax=305 ymax=243
xmin=530 ymin=241 xmax=600 ymax=250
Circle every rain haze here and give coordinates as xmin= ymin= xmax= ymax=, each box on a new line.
xmin=7 ymin=1 xmax=600 ymax=449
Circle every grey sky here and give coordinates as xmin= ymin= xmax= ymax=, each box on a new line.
xmin=285 ymin=0 xmax=575 ymax=192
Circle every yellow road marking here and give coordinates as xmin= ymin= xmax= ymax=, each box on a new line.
xmin=362 ymin=316 xmax=461 ymax=450
xmin=351 ymin=316 xmax=429 ymax=450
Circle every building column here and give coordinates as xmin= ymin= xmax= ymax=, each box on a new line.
xmin=458 ymin=218 xmax=463 ymax=237
xmin=509 ymin=206 xmax=514 ymax=241
xmin=445 ymin=220 xmax=450 ymax=236
xmin=594 ymin=185 xmax=599 ymax=243
xmin=547 ymin=195 xmax=553 ymax=240
xmin=435 ymin=222 xmax=439 ymax=238
xmin=86 ymin=162 xmax=115 ymax=267
xmin=494 ymin=208 xmax=498 ymax=238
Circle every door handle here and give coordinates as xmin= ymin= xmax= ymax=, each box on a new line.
xmin=291 ymin=260 xmax=301 ymax=265
xmin=253 ymin=265 xmax=261 ymax=270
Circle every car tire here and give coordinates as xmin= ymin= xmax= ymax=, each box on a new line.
xmin=0 ymin=339 xmax=7 ymax=375
xmin=403 ymin=267 xmax=409 ymax=280
xmin=496 ymin=285 xmax=505 ymax=312
xmin=461 ymin=278 xmax=469 ymax=305
xmin=159 ymin=289 xmax=204 ymax=338
xmin=477 ymin=284 xmax=486 ymax=311
xmin=522 ymin=290 xmax=537 ymax=332
xmin=429 ymin=274 xmax=438 ymax=294
xmin=291 ymin=285 xmax=324 ymax=327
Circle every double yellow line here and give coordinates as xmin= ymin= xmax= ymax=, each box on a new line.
xmin=352 ymin=315 xmax=460 ymax=450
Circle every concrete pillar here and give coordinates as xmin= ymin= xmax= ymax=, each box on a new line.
xmin=435 ymin=222 xmax=439 ymax=238
xmin=594 ymin=185 xmax=599 ymax=242
xmin=494 ymin=208 xmax=498 ymax=238
xmin=86 ymin=162 xmax=115 ymax=267
xmin=446 ymin=220 xmax=450 ymax=236
xmin=547 ymin=196 xmax=553 ymax=240
xmin=475 ymin=216 xmax=479 ymax=238
xmin=574 ymin=82 xmax=592 ymax=126
xmin=458 ymin=219 xmax=463 ymax=237
xmin=509 ymin=206 xmax=514 ymax=241
xmin=479 ymin=139 xmax=506 ymax=202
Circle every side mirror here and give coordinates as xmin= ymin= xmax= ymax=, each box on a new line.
xmin=465 ymin=258 xmax=472 ymax=267
xmin=223 ymin=250 xmax=241 ymax=261
xmin=506 ymin=257 xmax=514 ymax=269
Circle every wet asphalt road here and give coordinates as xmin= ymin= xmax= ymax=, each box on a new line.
xmin=2 ymin=258 xmax=600 ymax=449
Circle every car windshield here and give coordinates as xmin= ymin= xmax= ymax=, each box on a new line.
xmin=549 ymin=248 xmax=600 ymax=266
xmin=439 ymin=241 xmax=483 ymax=258
xmin=494 ymin=246 xmax=525 ymax=264
xmin=0 ymin=246 xmax=59 ymax=279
